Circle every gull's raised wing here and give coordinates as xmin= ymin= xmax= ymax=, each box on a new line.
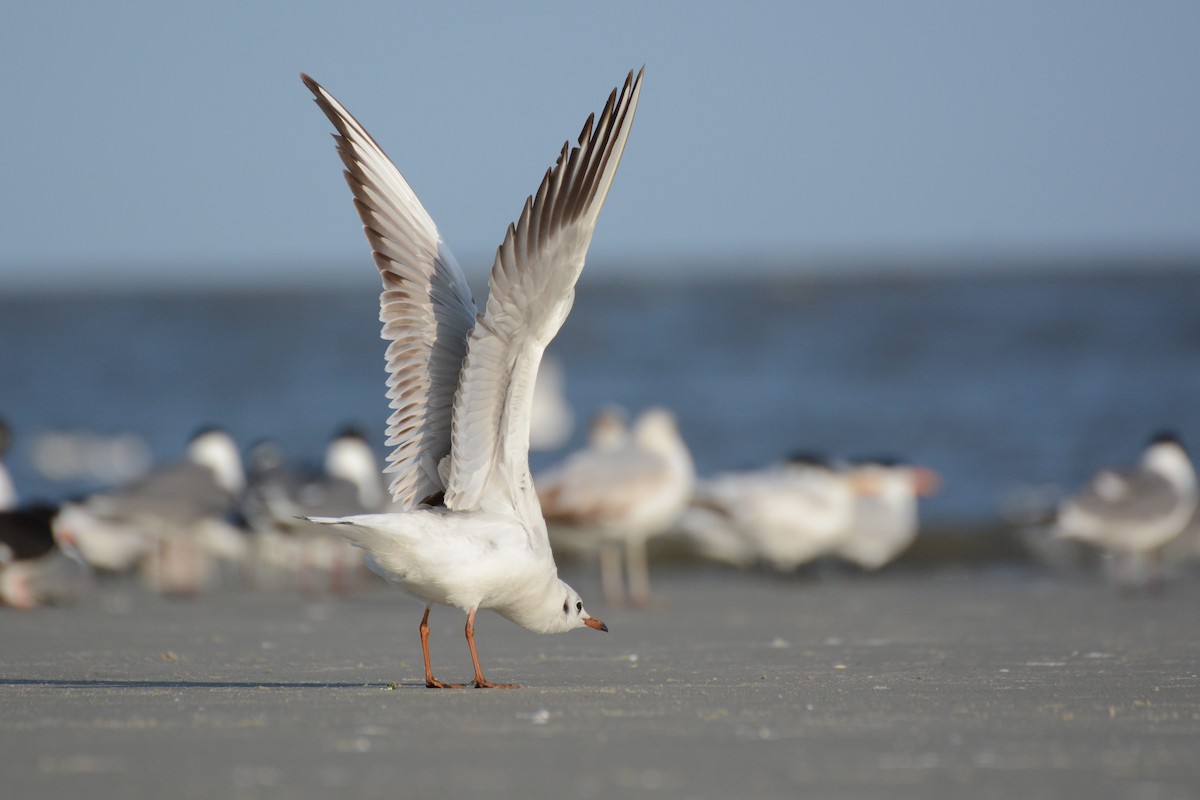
xmin=302 ymin=74 xmax=478 ymax=509
xmin=445 ymin=69 xmax=643 ymax=534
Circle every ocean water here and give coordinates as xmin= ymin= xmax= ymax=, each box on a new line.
xmin=3 ymin=266 xmax=1200 ymax=523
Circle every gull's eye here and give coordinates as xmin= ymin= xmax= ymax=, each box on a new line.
xmin=576 ymin=601 xmax=583 ymax=612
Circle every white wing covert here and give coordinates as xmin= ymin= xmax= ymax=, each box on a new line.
xmin=445 ymin=69 xmax=643 ymax=530
xmin=302 ymin=74 xmax=478 ymax=510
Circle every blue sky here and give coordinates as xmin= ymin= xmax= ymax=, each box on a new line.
xmin=2 ymin=1 xmax=1199 ymax=289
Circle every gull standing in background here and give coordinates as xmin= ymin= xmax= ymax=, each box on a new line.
xmin=301 ymin=68 xmax=642 ymax=688
xmin=1055 ymin=433 xmax=1197 ymax=588
xmin=538 ymin=407 xmax=694 ymax=607
xmin=243 ymin=430 xmax=383 ymax=594
xmin=53 ymin=428 xmax=248 ymax=592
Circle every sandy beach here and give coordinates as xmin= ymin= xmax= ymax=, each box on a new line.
xmin=3 ymin=562 xmax=1199 ymax=800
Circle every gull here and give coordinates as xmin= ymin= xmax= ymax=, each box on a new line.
xmin=834 ymin=460 xmax=940 ymax=571
xmin=300 ymin=68 xmax=641 ymax=688
xmin=53 ymin=428 xmax=248 ymax=592
xmin=538 ymin=407 xmax=694 ymax=606
xmin=244 ymin=430 xmax=382 ymax=594
xmin=1055 ymin=433 xmax=1197 ymax=588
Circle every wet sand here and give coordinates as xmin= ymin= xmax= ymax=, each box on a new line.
xmin=3 ymin=564 xmax=1199 ymax=799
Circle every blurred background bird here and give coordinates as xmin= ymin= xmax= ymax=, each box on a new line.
xmin=242 ymin=429 xmax=382 ymax=594
xmin=680 ymin=456 xmax=858 ymax=572
xmin=0 ymin=419 xmax=17 ymax=512
xmin=0 ymin=504 xmax=94 ymax=609
xmin=1053 ymin=434 xmax=1196 ymax=589
xmin=53 ymin=428 xmax=248 ymax=595
xmin=539 ymin=407 xmax=694 ymax=606
xmin=833 ymin=459 xmax=940 ymax=571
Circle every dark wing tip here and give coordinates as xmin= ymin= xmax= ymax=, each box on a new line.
xmin=577 ymin=112 xmax=595 ymax=146
xmin=627 ymin=66 xmax=645 ymax=96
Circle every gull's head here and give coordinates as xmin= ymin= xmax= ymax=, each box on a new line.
xmin=541 ymin=579 xmax=607 ymax=635
xmin=588 ymin=406 xmax=630 ymax=451
xmin=1141 ymin=433 xmax=1196 ymax=494
xmin=186 ymin=427 xmax=245 ymax=495
xmin=324 ymin=427 xmax=385 ymax=508
xmin=632 ymin=407 xmax=681 ymax=452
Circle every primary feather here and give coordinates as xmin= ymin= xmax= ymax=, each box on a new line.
xmin=445 ymin=70 xmax=643 ymax=536
xmin=302 ymin=74 xmax=478 ymax=510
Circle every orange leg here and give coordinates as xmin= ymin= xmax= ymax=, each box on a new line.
xmin=465 ymin=608 xmax=519 ymax=689
xmin=419 ymin=607 xmax=461 ymax=689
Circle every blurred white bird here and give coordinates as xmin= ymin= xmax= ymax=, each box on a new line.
xmin=0 ymin=505 xmax=93 ymax=609
xmin=244 ymin=430 xmax=382 ymax=594
xmin=680 ymin=457 xmax=857 ymax=572
xmin=1055 ymin=434 xmax=1197 ymax=588
xmin=538 ymin=407 xmax=695 ymax=606
xmin=529 ymin=353 xmax=574 ymax=451
xmin=300 ymin=69 xmax=639 ymax=687
xmin=834 ymin=460 xmax=940 ymax=571
xmin=0 ymin=419 xmax=18 ymax=512
xmin=54 ymin=428 xmax=248 ymax=594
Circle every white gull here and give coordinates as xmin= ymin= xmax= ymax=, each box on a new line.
xmin=538 ymin=407 xmax=694 ymax=606
xmin=244 ymin=430 xmax=383 ymax=594
xmin=301 ymin=68 xmax=642 ymax=687
xmin=1055 ymin=433 xmax=1197 ymax=588
xmin=53 ymin=428 xmax=247 ymax=593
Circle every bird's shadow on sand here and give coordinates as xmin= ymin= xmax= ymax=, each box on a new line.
xmin=0 ymin=678 xmax=425 ymax=690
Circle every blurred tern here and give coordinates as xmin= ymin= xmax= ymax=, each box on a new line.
xmin=1055 ymin=434 xmax=1197 ymax=588
xmin=834 ymin=460 xmax=940 ymax=570
xmin=682 ymin=457 xmax=857 ymax=571
xmin=538 ymin=407 xmax=694 ymax=606
xmin=301 ymin=68 xmax=641 ymax=687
